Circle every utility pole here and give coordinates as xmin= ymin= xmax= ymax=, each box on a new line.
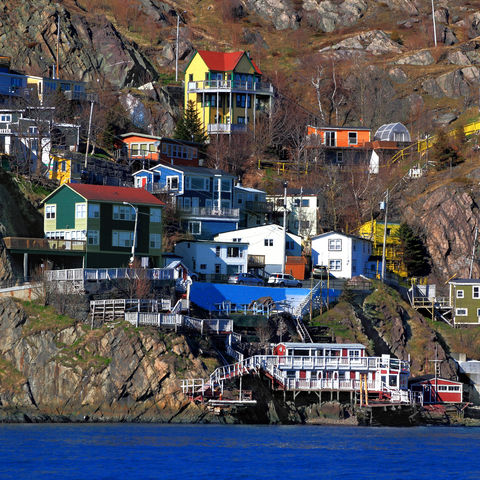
xmin=470 ymin=226 xmax=478 ymax=279
xmin=84 ymin=100 xmax=94 ymax=169
xmin=431 ymin=0 xmax=437 ymax=47
xmin=381 ymin=189 xmax=389 ymax=283
xmin=56 ymin=13 xmax=60 ymax=79
xmin=282 ymin=181 xmax=288 ymax=274
xmin=175 ymin=11 xmax=187 ymax=82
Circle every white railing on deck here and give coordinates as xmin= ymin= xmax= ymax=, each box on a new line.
xmin=46 ymin=268 xmax=174 ymax=282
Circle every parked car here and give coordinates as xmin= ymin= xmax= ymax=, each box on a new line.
xmin=228 ymin=272 xmax=264 ymax=286
xmin=312 ymin=265 xmax=328 ymax=279
xmin=267 ymin=273 xmax=302 ymax=287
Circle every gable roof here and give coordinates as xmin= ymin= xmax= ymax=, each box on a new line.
xmin=152 ymin=162 xmax=234 ymax=177
xmin=312 ymin=231 xmax=371 ymax=242
xmin=43 ymin=183 xmax=165 ymax=206
xmin=196 ymin=50 xmax=262 ymax=75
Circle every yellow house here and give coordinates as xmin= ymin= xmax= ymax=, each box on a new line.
xmin=357 ymin=220 xmax=408 ymax=277
xmin=184 ymin=50 xmax=273 ymax=135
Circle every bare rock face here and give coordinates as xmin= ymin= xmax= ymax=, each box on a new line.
xmin=403 ymin=184 xmax=480 ymax=281
xmin=383 ymin=0 xmax=419 ymax=15
xmin=396 ymin=50 xmax=435 ymax=66
xmin=0 ymin=298 xmax=220 ymax=422
xmin=303 ymin=0 xmax=367 ymax=33
xmin=0 ymin=1 xmax=157 ymax=88
xmin=243 ymin=0 xmax=299 ymax=30
xmin=320 ymin=30 xmax=403 ymax=56
xmin=423 ymin=68 xmax=480 ymax=98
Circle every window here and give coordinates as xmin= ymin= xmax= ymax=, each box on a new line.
xmin=150 ymin=208 xmax=162 ymax=223
xmin=235 ymin=94 xmax=251 ymax=108
xmin=149 ymin=233 xmax=161 ymax=249
xmin=325 ymin=131 xmax=336 ymax=147
xmin=0 ymin=114 xmax=11 ymax=122
xmin=329 ymin=259 xmax=342 ymax=271
xmin=131 ymin=143 xmax=139 ymax=156
xmin=227 ymin=247 xmax=242 ymax=258
xmin=29 ymin=126 xmax=38 ymax=134
xmin=328 ymin=239 xmax=342 ymax=251
xmin=348 ymin=132 xmax=358 ymax=145
xmin=455 ymin=308 xmax=468 ymax=316
xmin=352 ymin=259 xmax=357 ymax=274
xmin=60 ymin=161 xmax=66 ymax=172
xmin=213 ymin=179 xmax=232 ymax=192
xmin=75 ymin=203 xmax=87 ymax=219
xmin=113 ymin=205 xmax=135 ymax=221
xmin=473 ymin=286 xmax=480 ymax=299
xmin=200 ymin=264 xmax=206 ymax=270
xmin=186 ymin=177 xmax=210 ymax=191
xmin=167 ymin=176 xmax=179 ymax=190
xmin=215 ymin=264 xmax=221 ymax=274
xmin=88 ymin=204 xmax=100 ymax=218
xmin=457 ymin=290 xmax=464 ymax=299
xmin=233 ymin=238 xmax=241 ymax=242
xmin=87 ymin=230 xmax=99 ymax=245
xmin=448 ymin=386 xmax=460 ymax=391
xmin=286 ymin=241 xmax=294 ymax=250
xmin=215 ymin=246 xmax=221 ymax=257
xmin=336 ymin=151 xmax=343 ymax=164
xmin=187 ymin=221 xmax=201 ymax=235
xmin=264 ymin=239 xmax=273 ymax=247
xmin=149 ymin=144 xmax=156 ymax=152
xmin=45 ymin=204 xmax=56 ymax=219
xmin=112 ymin=231 xmax=135 ymax=247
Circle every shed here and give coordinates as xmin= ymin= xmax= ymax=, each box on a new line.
xmin=374 ymin=123 xmax=411 ymax=143
xmin=285 ymin=256 xmax=308 ymax=280
xmin=410 ymin=376 xmax=463 ymax=404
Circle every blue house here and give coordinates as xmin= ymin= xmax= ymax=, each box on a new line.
xmin=133 ymin=163 xmax=239 ymax=239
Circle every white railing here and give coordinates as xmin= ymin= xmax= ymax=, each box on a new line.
xmin=46 ymin=268 xmax=175 ymax=282
xmin=179 ymin=206 xmax=240 ymax=219
xmin=90 ymin=298 xmax=171 ymax=315
xmin=293 ymin=280 xmax=323 ymax=320
xmin=207 ymin=123 xmax=247 ymax=134
xmin=187 ymin=80 xmax=274 ymax=94
xmin=124 ymin=312 xmax=233 ymax=334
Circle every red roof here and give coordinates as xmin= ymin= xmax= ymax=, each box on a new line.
xmin=197 ymin=50 xmax=262 ymax=75
xmin=66 ymin=184 xmax=165 ymax=206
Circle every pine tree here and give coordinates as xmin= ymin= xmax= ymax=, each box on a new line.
xmin=431 ymin=129 xmax=461 ymax=171
xmin=174 ymin=100 xmax=208 ymax=147
xmin=397 ymin=223 xmax=431 ymax=277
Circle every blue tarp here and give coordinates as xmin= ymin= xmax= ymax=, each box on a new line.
xmin=190 ymin=283 xmax=340 ymax=312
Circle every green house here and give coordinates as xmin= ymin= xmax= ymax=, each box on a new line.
xmin=449 ymin=279 xmax=480 ymax=325
xmin=42 ymin=183 xmax=164 ymax=268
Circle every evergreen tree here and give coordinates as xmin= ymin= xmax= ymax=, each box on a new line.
xmin=174 ymin=100 xmax=208 ymax=147
xmin=431 ymin=129 xmax=462 ymax=171
xmin=397 ymin=223 xmax=431 ymax=277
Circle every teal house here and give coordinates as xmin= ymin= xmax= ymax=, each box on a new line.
xmin=42 ymin=183 xmax=164 ymax=268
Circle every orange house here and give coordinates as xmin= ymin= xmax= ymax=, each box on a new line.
xmin=116 ymin=133 xmax=201 ymax=167
xmin=307 ymin=125 xmax=371 ymax=148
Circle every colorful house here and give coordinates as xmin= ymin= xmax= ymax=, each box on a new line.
xmin=116 ymin=133 xmax=201 ymax=167
xmin=449 ymin=279 xmax=480 ymax=325
xmin=133 ymin=163 xmax=238 ymax=239
xmin=184 ymin=50 xmax=274 ymax=135
xmin=48 ymin=152 xmax=131 ymax=186
xmin=42 ymin=183 xmax=165 ymax=268
xmin=410 ymin=377 xmax=463 ymax=404
xmin=357 ymin=220 xmax=407 ymax=277
xmin=306 ymin=125 xmax=371 ymax=164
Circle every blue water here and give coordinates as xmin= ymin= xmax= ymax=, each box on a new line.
xmin=0 ymin=424 xmax=479 ymax=479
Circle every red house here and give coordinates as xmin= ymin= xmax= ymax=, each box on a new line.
xmin=410 ymin=377 xmax=463 ymax=404
xmin=116 ymin=133 xmax=201 ymax=167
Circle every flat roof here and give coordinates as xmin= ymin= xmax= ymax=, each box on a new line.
xmin=278 ymin=342 xmax=366 ymax=349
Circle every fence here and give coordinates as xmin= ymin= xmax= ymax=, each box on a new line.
xmin=46 ymin=267 xmax=174 ymax=282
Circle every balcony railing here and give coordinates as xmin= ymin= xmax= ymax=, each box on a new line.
xmin=187 ymin=80 xmax=274 ymax=95
xmin=179 ymin=206 xmax=240 ymax=219
xmin=207 ymin=123 xmax=247 ymax=134
xmin=63 ymin=91 xmax=98 ymax=102
xmin=3 ymin=237 xmax=86 ymax=252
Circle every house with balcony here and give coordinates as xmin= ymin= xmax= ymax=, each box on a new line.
xmin=311 ymin=232 xmax=375 ymax=279
xmin=267 ymin=189 xmax=319 ymax=239
xmin=233 ymin=184 xmax=268 ymax=228
xmin=0 ymin=107 xmax=80 ymax=173
xmin=306 ymin=125 xmax=371 ymax=165
xmin=174 ymin=240 xmax=248 ymax=281
xmin=133 ymin=163 xmax=238 ymax=239
xmin=184 ymin=50 xmax=274 ymax=136
xmin=116 ymin=133 xmax=202 ymax=168
xmin=0 ymin=56 xmax=88 ymax=105
xmin=214 ymin=224 xmax=302 ymax=276
xmin=2 ymin=184 xmax=166 ymax=274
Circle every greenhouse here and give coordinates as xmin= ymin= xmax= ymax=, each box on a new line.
xmin=374 ymin=123 xmax=411 ymax=143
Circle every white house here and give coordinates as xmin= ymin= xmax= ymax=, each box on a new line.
xmin=266 ymin=190 xmax=319 ymax=239
xmin=174 ymin=240 xmax=248 ymax=280
xmin=311 ymin=232 xmax=373 ymax=279
xmin=214 ymin=224 xmax=302 ymax=274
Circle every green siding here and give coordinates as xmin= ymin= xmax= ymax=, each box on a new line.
xmin=452 ymin=284 xmax=480 ymax=324
xmin=45 ymin=187 xmax=84 ymax=230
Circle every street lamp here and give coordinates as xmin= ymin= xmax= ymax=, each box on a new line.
xmin=175 ymin=11 xmax=187 ymax=82
xmin=380 ymin=189 xmax=389 ymax=283
xmin=282 ymin=181 xmax=288 ymax=275
xmin=123 ymin=201 xmax=138 ymax=266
